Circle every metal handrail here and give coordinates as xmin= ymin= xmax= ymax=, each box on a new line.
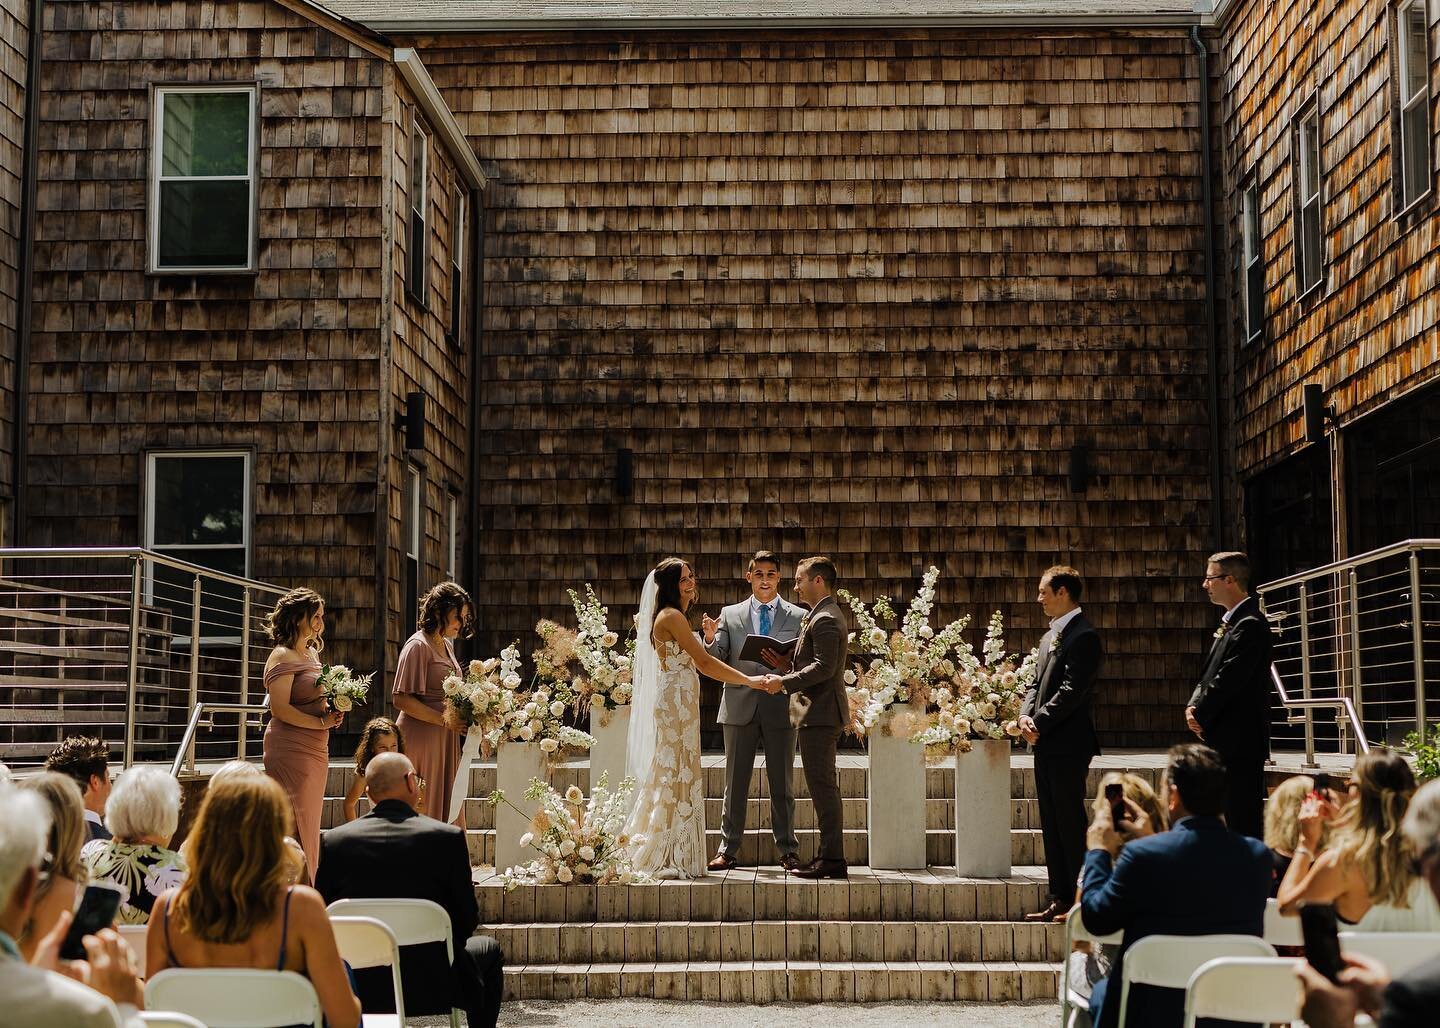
xmin=1257 ymin=539 xmax=1440 ymax=592
xmin=0 ymin=547 xmax=290 ymax=596
xmin=170 ymin=699 xmax=271 ymax=777
xmin=1270 ymin=664 xmax=1370 ymax=765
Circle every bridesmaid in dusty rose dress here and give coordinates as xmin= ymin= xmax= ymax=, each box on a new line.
xmin=392 ymin=582 xmax=474 ymax=828
xmin=261 ymin=588 xmax=343 ymax=878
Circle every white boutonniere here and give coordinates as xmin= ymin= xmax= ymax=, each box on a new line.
xmin=1048 ymin=635 xmax=1060 ymax=653
xmin=1213 ymin=623 xmax=1229 ymax=641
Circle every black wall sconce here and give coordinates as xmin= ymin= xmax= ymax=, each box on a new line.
xmin=1302 ymin=382 xmax=1335 ymax=444
xmin=1068 ymin=443 xmax=1091 ymax=493
xmin=396 ymin=390 xmax=426 ymax=451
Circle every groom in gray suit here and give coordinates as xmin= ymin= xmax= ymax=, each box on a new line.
xmin=701 ymin=550 xmax=806 ymax=872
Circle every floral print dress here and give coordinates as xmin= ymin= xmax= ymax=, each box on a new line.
xmin=81 ymin=839 xmax=188 ymax=925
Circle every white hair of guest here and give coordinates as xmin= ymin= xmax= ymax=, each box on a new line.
xmin=105 ymin=765 xmax=182 ymax=843
xmin=1403 ymin=779 xmax=1440 ymax=855
xmin=210 ymin=760 xmax=264 ymax=787
xmin=0 ymin=784 xmax=51 ymax=909
xmin=0 ymin=762 xmax=12 ymax=784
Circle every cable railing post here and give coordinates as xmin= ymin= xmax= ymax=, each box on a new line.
xmin=1298 ymin=582 xmax=1316 ymax=767
xmin=239 ymin=586 xmax=252 ymax=759
xmin=187 ymin=574 xmax=202 ymax=773
xmin=1347 ymin=568 xmax=1362 ymax=755
xmin=1410 ymin=549 xmax=1427 ymax=740
xmin=123 ymin=555 xmax=143 ymax=769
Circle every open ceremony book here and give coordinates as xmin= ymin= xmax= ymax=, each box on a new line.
xmin=738 ymin=633 xmax=798 ymax=664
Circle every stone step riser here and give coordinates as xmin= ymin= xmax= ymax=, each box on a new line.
xmin=490 ymin=920 xmax=1066 ymax=965
xmin=476 ymin=873 xmax=1052 ymax=925
xmin=502 ymin=961 xmax=1061 ymax=1003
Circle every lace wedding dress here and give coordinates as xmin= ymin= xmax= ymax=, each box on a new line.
xmin=624 ymin=573 xmax=707 ymax=879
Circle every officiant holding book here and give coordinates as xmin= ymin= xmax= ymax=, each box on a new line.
xmin=701 ymin=550 xmax=807 ymax=872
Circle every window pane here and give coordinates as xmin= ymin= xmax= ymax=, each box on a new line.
xmin=1302 ymin=201 xmax=1323 ymax=289
xmin=162 ymin=92 xmax=250 ymax=177
xmin=1301 ymin=116 xmax=1321 ymax=199
xmin=409 ymin=209 xmax=426 ymax=295
xmin=411 ymin=129 xmax=426 ymax=213
xmin=1404 ymin=5 xmax=1429 ymax=103
xmin=1404 ymin=101 xmax=1431 ymax=205
xmin=1243 ymin=185 xmax=1259 ymax=264
xmin=151 ymin=456 xmax=247 ymax=546
xmin=1247 ymin=258 xmax=1264 ymax=338
xmin=158 ymin=180 xmax=249 ymax=267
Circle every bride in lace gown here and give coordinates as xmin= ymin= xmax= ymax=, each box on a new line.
xmin=625 ymin=558 xmax=770 ymax=879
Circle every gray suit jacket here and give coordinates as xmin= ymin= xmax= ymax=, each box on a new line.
xmin=706 ymin=596 xmax=805 ymax=728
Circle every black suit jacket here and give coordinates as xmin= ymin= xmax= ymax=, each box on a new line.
xmin=1380 ymin=952 xmax=1440 ymax=1028
xmin=1187 ymin=595 xmax=1274 ymax=760
xmin=314 ymin=799 xmax=479 ymax=1014
xmin=1020 ymin=612 xmax=1103 ymax=758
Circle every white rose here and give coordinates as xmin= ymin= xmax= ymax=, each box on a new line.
xmin=616 ymin=655 xmax=631 ymax=668
xmin=523 ymin=703 xmax=537 ymax=717
xmin=565 ymin=785 xmax=584 ymax=803
xmin=545 ymin=843 xmax=561 ymax=858
xmin=560 ymin=839 xmax=577 ymax=856
xmin=601 ymin=631 xmax=619 ymax=648
xmin=503 ymin=673 xmax=522 ymax=689
xmin=556 ymin=865 xmax=574 ymax=883
xmin=529 ymin=719 xmax=543 ymax=734
xmin=918 ymin=624 xmax=934 ymax=639
xmin=578 ymin=845 xmax=595 ymax=862
xmin=590 ymin=693 xmax=605 ymax=708
xmin=519 ymin=725 xmax=535 ymax=741
xmin=843 ymin=669 xmax=857 ymax=685
xmin=868 ymin=627 xmax=888 ymax=648
xmin=979 ymin=702 xmax=997 ymax=720
xmin=469 ymin=660 xmax=484 ymax=676
xmin=973 ymin=719 xmax=991 ymax=735
xmin=519 ymin=832 xmax=534 ymax=847
xmin=550 ymin=700 xmax=566 ymax=717
xmin=613 ymin=685 xmax=632 ymax=703
xmin=575 ymin=863 xmax=591 ymax=876
xmin=540 ymin=738 xmax=559 ymax=753
xmin=331 ymin=694 xmax=352 ymax=712
xmin=1005 ymin=721 xmax=1022 ymax=737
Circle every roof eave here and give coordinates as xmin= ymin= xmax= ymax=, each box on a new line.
xmin=393 ymin=47 xmax=487 ymax=190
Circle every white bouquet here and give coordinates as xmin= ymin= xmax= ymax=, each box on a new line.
xmin=441 ymin=643 xmax=522 ymax=758
xmin=316 ymin=664 xmax=373 ymax=714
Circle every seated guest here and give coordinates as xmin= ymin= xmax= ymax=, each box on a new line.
xmin=1297 ymin=778 xmax=1440 ymax=1028
xmin=1264 ymin=774 xmax=1317 ymax=895
xmin=316 ymin=752 xmax=503 ymax=1028
xmin=0 ymin=781 xmax=145 ymax=1027
xmin=343 ymin=717 xmax=408 ymax=821
xmin=1081 ymin=743 xmax=1271 ymax=1028
xmin=148 ymin=775 xmax=360 ymax=1028
xmin=18 ymin=772 xmax=89 ymax=961
xmin=46 ymin=735 xmax=114 ymax=842
xmin=81 ymin=767 xmax=186 ymax=926
xmin=1278 ymin=749 xmax=1440 ymax=930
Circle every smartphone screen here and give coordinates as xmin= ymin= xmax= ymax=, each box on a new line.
xmin=1104 ymin=782 xmax=1125 ymax=825
xmin=1299 ymin=902 xmax=1344 ymax=983
xmin=59 ymin=883 xmax=124 ymax=961
xmin=1312 ymin=772 xmax=1332 ymax=796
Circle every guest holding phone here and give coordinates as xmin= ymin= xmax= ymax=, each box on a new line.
xmin=81 ymin=767 xmax=187 ymax=925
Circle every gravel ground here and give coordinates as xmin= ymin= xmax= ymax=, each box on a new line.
xmin=411 ymin=1000 xmax=1059 ymax=1027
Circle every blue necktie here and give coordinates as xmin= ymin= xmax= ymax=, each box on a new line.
xmin=759 ymin=603 xmax=773 ymax=637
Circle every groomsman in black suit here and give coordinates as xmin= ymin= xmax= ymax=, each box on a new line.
xmin=1019 ymin=565 xmax=1103 ymax=922
xmin=1185 ymin=551 xmax=1274 ymax=840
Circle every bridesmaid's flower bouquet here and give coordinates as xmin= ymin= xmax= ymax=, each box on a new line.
xmin=838 ymin=566 xmax=974 ymax=737
xmin=533 ymin=584 xmax=635 ymax=724
xmin=912 ymin=611 xmax=1036 ymax=761
xmin=488 ymin=772 xmax=651 ymax=889
xmin=441 ymin=644 xmax=521 ymax=756
xmin=316 ymin=665 xmax=374 ymax=713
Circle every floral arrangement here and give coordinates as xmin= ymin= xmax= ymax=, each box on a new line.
xmin=316 ymin=664 xmax=374 ymax=713
xmin=533 ymin=585 xmax=635 ymax=724
xmin=441 ymin=644 xmax=522 ymax=756
xmin=498 ymin=676 xmax=596 ymax=766
xmin=912 ymin=611 xmax=1036 ymax=761
xmin=838 ymin=566 xmax=976 ymax=737
xmin=488 ymin=772 xmax=650 ymax=889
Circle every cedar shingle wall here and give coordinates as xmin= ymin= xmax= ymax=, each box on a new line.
xmin=0 ymin=0 xmax=26 ymax=536
xmin=1219 ymin=0 xmax=1440 ymax=477
xmin=24 ymin=0 xmax=389 ymax=658
xmin=410 ymin=28 xmax=1218 ymax=744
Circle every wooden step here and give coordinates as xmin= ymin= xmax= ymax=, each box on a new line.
xmin=502 ymin=958 xmax=1061 ymax=1002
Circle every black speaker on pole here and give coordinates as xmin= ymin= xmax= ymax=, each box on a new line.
xmin=615 ymin=447 xmax=634 ymax=499
xmin=1303 ymin=383 xmax=1327 ymax=444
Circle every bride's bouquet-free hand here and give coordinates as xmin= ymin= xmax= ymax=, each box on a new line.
xmin=838 ymin=565 xmax=974 ymax=737
xmin=488 ymin=772 xmax=651 ymax=889
xmin=533 ymin=584 xmax=635 ymax=725
xmin=316 ymin=664 xmax=374 ymax=714
xmin=912 ymin=610 xmax=1035 ymax=762
xmin=441 ymin=643 xmax=523 ymax=757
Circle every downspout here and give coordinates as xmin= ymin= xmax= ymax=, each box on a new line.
xmin=465 ymin=189 xmax=483 ymax=642
xmin=11 ymin=0 xmax=45 ymax=544
xmin=1191 ymin=25 xmax=1225 ymax=553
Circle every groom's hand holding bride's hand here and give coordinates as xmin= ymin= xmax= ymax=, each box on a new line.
xmin=746 ymin=674 xmax=784 ymax=694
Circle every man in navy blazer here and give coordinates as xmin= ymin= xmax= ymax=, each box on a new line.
xmin=1081 ymin=744 xmax=1272 ymax=1028
xmin=1019 ymin=565 xmax=1103 ymax=922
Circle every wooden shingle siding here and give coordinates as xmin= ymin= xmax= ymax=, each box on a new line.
xmin=24 ymin=0 xmax=390 ymax=665
xmin=407 ymin=28 xmax=1217 ymax=744
xmin=1219 ymin=0 xmax=1440 ymax=478
xmin=0 ymin=0 xmax=26 ymax=537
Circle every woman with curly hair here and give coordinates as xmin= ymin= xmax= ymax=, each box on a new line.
xmin=392 ymin=582 xmax=473 ymax=827
xmin=1278 ymin=749 xmax=1440 ymax=930
xmin=342 ymin=717 xmax=408 ymax=821
xmin=261 ymin=588 xmax=343 ymax=877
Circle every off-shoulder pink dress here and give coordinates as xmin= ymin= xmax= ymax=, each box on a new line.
xmin=262 ymin=656 xmax=329 ymax=876
xmin=393 ymin=631 xmax=464 ymax=827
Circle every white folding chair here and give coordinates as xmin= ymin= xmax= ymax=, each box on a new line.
xmin=146 ymin=968 xmax=321 ymax=1028
xmin=1061 ymin=904 xmax=1124 ymax=1028
xmin=137 ymin=1014 xmax=207 ymax=1028
xmin=1181 ymin=956 xmax=1303 ymax=1028
xmin=327 ymin=898 xmax=461 ymax=1028
xmin=1116 ymin=934 xmax=1276 ymax=1028
xmin=331 ymin=915 xmax=406 ymax=1027
xmin=117 ymin=923 xmax=149 ymax=978
xmin=1263 ymin=897 xmax=1304 ymax=947
xmin=1341 ymin=931 xmax=1440 ymax=977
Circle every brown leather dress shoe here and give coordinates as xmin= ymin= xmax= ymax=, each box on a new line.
xmin=791 ymin=858 xmax=848 ymax=880
xmin=707 ymin=852 xmax=742 ymax=872
xmin=779 ymin=853 xmax=803 ymax=872
xmin=1024 ymin=900 xmax=1065 ymax=922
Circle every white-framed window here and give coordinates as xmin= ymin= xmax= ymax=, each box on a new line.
xmin=143 ymin=451 xmax=251 ymax=642
xmin=449 ymin=187 xmax=465 ymax=345
xmin=1396 ymin=0 xmax=1434 ymax=211
xmin=402 ymin=464 xmax=422 ymax=620
xmin=445 ymin=489 xmax=459 ymax=582
xmin=407 ymin=118 xmax=429 ymax=303
xmin=149 ymin=86 xmax=257 ymax=273
xmin=1293 ymin=97 xmax=1324 ymax=297
xmin=1242 ymin=178 xmax=1264 ymax=342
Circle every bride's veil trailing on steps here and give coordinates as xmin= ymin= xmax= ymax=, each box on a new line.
xmin=624 ymin=570 xmax=660 ymax=799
